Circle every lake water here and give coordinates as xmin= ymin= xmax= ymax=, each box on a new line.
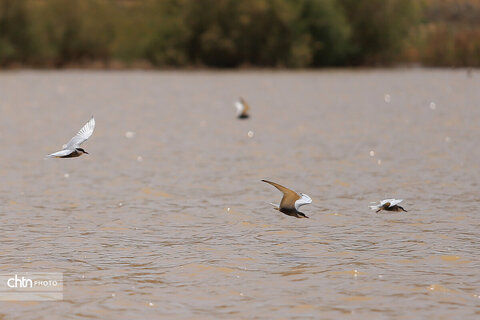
xmin=0 ymin=69 xmax=479 ymax=319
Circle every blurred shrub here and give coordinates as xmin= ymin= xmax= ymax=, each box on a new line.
xmin=339 ymin=0 xmax=421 ymax=65
xmin=29 ymin=0 xmax=115 ymax=66
xmin=140 ymin=0 xmax=189 ymax=67
xmin=415 ymin=0 xmax=480 ymax=67
xmin=179 ymin=0 xmax=243 ymax=67
xmin=0 ymin=0 xmax=479 ymax=68
xmin=177 ymin=0 xmax=351 ymax=67
xmin=0 ymin=0 xmax=33 ymax=65
xmin=288 ymin=0 xmax=351 ymax=67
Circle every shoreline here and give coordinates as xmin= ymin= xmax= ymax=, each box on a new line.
xmin=0 ymin=64 xmax=476 ymax=73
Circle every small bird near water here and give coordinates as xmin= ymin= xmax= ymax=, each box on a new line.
xmin=46 ymin=116 xmax=95 ymax=158
xmin=369 ymin=199 xmax=407 ymax=213
xmin=262 ymin=180 xmax=312 ymax=218
xmin=235 ymin=97 xmax=250 ymax=119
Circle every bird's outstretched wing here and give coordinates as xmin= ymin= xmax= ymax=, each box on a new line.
xmin=64 ymin=117 xmax=95 ymax=149
xmin=234 ymin=101 xmax=244 ymax=116
xmin=240 ymin=98 xmax=249 ymax=114
xmin=381 ymin=199 xmax=402 ymax=207
xmin=370 ymin=199 xmax=403 ymax=211
xmin=262 ymin=180 xmax=300 ymax=211
xmin=46 ymin=149 xmax=74 ymax=158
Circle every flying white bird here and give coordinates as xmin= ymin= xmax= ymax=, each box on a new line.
xmin=234 ymin=97 xmax=250 ymax=119
xmin=369 ymin=199 xmax=407 ymax=213
xmin=262 ymin=180 xmax=312 ymax=218
xmin=46 ymin=117 xmax=95 ymax=158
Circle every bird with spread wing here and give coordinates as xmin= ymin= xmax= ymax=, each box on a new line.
xmin=46 ymin=117 xmax=95 ymax=158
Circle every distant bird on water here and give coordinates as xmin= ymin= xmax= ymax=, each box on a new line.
xmin=369 ymin=199 xmax=407 ymax=213
xmin=262 ymin=180 xmax=312 ymax=218
xmin=46 ymin=117 xmax=95 ymax=158
xmin=235 ymin=97 xmax=250 ymax=119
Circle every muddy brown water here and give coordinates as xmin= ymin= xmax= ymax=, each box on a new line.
xmin=0 ymin=69 xmax=479 ymax=319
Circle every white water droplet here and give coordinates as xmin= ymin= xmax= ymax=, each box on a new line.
xmin=125 ymin=131 xmax=135 ymax=139
xmin=64 ymin=173 xmax=70 ymax=178
xmin=111 ymin=293 xmax=116 ymax=297
xmin=377 ymin=159 xmax=382 ymax=165
xmin=137 ymin=156 xmax=143 ymax=162
xmin=227 ymin=207 xmax=231 ymax=212
xmin=148 ymin=302 xmax=154 ymax=307
xmin=369 ymin=151 xmax=375 ymax=157
xmin=247 ymin=130 xmax=254 ymax=138
xmin=384 ymin=94 xmax=391 ymax=103
xmin=429 ymin=102 xmax=436 ymax=110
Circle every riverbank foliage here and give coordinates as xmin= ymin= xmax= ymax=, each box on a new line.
xmin=0 ymin=0 xmax=478 ymax=68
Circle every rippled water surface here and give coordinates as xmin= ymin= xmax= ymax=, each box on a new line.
xmin=0 ymin=70 xmax=479 ymax=319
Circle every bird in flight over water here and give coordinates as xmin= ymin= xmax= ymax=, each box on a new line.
xmin=235 ymin=97 xmax=250 ymax=119
xmin=369 ymin=199 xmax=407 ymax=213
xmin=262 ymin=180 xmax=312 ymax=218
xmin=46 ymin=117 xmax=95 ymax=158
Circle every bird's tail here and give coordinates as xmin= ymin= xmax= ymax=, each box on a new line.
xmin=269 ymin=203 xmax=280 ymax=211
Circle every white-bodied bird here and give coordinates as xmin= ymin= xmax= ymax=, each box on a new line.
xmin=369 ymin=199 xmax=407 ymax=213
xmin=235 ymin=97 xmax=250 ymax=119
xmin=262 ymin=180 xmax=312 ymax=218
xmin=47 ymin=117 xmax=95 ymax=158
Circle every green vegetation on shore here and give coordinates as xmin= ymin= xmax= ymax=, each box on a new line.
xmin=0 ymin=0 xmax=478 ymax=68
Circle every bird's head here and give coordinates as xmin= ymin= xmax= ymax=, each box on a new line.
xmin=76 ymin=148 xmax=89 ymax=154
xmin=297 ymin=212 xmax=309 ymax=218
